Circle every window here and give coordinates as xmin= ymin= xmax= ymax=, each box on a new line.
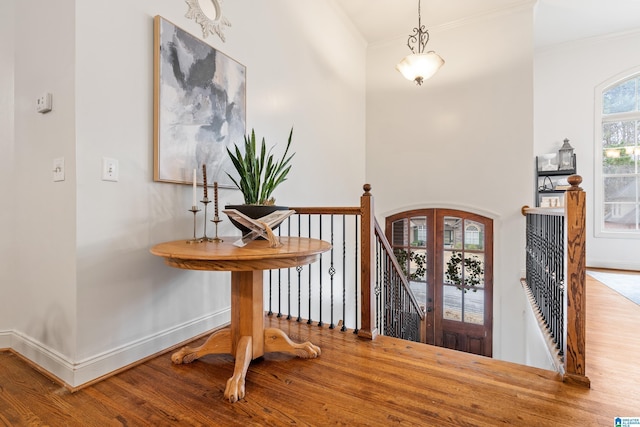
xmin=596 ymin=73 xmax=640 ymax=236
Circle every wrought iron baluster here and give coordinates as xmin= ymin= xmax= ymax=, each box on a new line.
xmin=329 ymin=214 xmax=336 ymax=329
xmin=297 ymin=214 xmax=302 ymax=322
xmin=307 ymin=214 xmax=313 ymax=325
xmin=268 ymin=270 xmax=273 ymax=316
xmin=318 ymin=214 xmax=324 ymax=327
xmin=277 ymin=267 xmax=282 ymax=318
xmin=341 ymin=214 xmax=347 ymax=332
xmin=296 ymin=265 xmax=303 ymax=322
xmin=287 ymin=265 xmax=292 ymax=320
xmin=353 ymin=214 xmax=359 ymax=335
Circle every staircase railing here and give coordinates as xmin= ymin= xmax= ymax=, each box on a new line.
xmin=372 ymin=220 xmax=424 ymax=342
xmin=521 ymin=175 xmax=589 ymax=387
xmin=266 ymin=184 xmax=424 ymax=342
xmin=270 ymin=205 xmax=362 ymax=332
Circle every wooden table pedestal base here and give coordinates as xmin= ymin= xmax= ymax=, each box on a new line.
xmin=171 ymin=271 xmax=320 ymax=403
xmin=171 ymin=327 xmax=320 ymax=403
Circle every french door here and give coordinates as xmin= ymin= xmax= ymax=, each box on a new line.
xmin=386 ymin=209 xmax=493 ymax=357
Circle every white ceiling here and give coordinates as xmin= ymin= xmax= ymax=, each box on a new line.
xmin=335 ymin=0 xmax=640 ymax=48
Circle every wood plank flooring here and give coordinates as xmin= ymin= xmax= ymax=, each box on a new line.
xmin=0 ymin=274 xmax=638 ymax=426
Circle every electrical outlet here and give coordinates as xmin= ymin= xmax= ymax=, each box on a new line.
xmin=53 ymin=157 xmax=65 ymax=182
xmin=102 ymin=157 xmax=119 ymax=182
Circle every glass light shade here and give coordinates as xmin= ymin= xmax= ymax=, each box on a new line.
xmin=396 ymin=51 xmax=444 ymax=85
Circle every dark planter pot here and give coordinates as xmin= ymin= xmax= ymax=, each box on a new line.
xmin=224 ymin=204 xmax=289 ymax=235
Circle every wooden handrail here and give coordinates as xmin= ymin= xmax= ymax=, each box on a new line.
xmin=288 ymin=207 xmax=362 ymax=215
xmin=521 ymin=206 xmax=564 ymax=217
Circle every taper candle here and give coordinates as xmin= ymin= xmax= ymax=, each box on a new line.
xmin=202 ymin=164 xmax=208 ymax=199
xmin=214 ymin=181 xmax=219 ymax=217
xmin=192 ymin=168 xmax=197 ymax=207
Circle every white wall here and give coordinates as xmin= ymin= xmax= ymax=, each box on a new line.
xmin=11 ymin=0 xmax=78 ymax=378
xmin=534 ymin=30 xmax=640 ymax=270
xmin=0 ymin=0 xmax=16 ymax=345
xmin=366 ymin=6 xmax=534 ymax=363
xmin=6 ymin=0 xmax=365 ymax=386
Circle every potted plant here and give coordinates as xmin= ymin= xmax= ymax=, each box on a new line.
xmin=225 ymin=127 xmax=295 ymax=233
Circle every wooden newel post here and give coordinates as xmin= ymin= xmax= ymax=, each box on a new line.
xmin=564 ymin=175 xmax=590 ymax=387
xmin=358 ymin=184 xmax=378 ymax=340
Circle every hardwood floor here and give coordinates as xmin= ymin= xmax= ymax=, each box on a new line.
xmin=1 ymin=275 xmax=638 ymax=426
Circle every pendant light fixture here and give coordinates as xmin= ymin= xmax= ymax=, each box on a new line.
xmin=396 ymin=0 xmax=444 ymax=85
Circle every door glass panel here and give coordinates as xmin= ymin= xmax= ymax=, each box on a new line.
xmin=410 ymin=280 xmax=427 ymax=312
xmin=464 ymin=253 xmax=485 ymax=289
xmin=390 ymin=217 xmax=428 ymax=311
xmin=409 ymin=249 xmax=427 ymax=281
xmin=464 ymin=289 xmax=484 ymax=325
xmin=464 ymin=220 xmax=484 ymax=250
xmin=392 ymin=219 xmax=407 ymax=246
xmin=410 ymin=217 xmax=427 ymax=247
xmin=394 ymin=248 xmax=410 ymax=278
xmin=443 ymin=216 xmax=462 ymax=249
xmin=408 ymin=248 xmax=427 ymax=309
xmin=443 ymin=250 xmax=463 ymax=289
xmin=443 ymin=285 xmax=462 ymax=321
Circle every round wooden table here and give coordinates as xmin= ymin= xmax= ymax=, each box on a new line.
xmin=150 ymin=237 xmax=331 ymax=402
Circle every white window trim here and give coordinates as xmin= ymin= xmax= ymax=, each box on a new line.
xmin=594 ymin=66 xmax=640 ymax=239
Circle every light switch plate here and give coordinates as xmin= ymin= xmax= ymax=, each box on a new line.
xmin=37 ymin=93 xmax=53 ymax=113
xmin=53 ymin=157 xmax=64 ymax=182
xmin=102 ymin=157 xmax=119 ymax=182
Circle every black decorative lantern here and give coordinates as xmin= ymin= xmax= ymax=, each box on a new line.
xmin=558 ymin=138 xmax=575 ymax=171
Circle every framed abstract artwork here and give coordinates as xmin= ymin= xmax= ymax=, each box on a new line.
xmin=153 ymin=15 xmax=246 ymax=187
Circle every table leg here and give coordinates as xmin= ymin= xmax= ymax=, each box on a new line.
xmin=264 ymin=328 xmax=321 ymax=358
xmin=224 ymin=335 xmax=252 ymax=403
xmin=171 ymin=328 xmax=232 ymax=364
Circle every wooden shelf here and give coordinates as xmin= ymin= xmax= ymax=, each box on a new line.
xmin=535 ymin=154 xmax=577 ymax=207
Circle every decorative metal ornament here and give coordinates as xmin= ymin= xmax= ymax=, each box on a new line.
xmin=185 ymin=0 xmax=231 ymax=42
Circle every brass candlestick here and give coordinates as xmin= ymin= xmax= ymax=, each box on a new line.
xmin=211 ymin=215 xmax=223 ymax=242
xmin=187 ymin=206 xmax=203 ymax=244
xmin=210 ymin=181 xmax=223 ymax=242
xmin=200 ymin=197 xmax=214 ymax=242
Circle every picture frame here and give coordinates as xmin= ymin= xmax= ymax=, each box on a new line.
xmin=153 ymin=15 xmax=246 ymax=187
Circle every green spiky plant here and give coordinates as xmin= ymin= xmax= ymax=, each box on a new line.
xmin=226 ymin=128 xmax=295 ymax=205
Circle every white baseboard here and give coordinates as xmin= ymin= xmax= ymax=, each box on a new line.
xmin=587 ymin=261 xmax=640 ymax=272
xmin=4 ymin=308 xmax=230 ymax=388
xmin=0 ymin=330 xmax=12 ymax=349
